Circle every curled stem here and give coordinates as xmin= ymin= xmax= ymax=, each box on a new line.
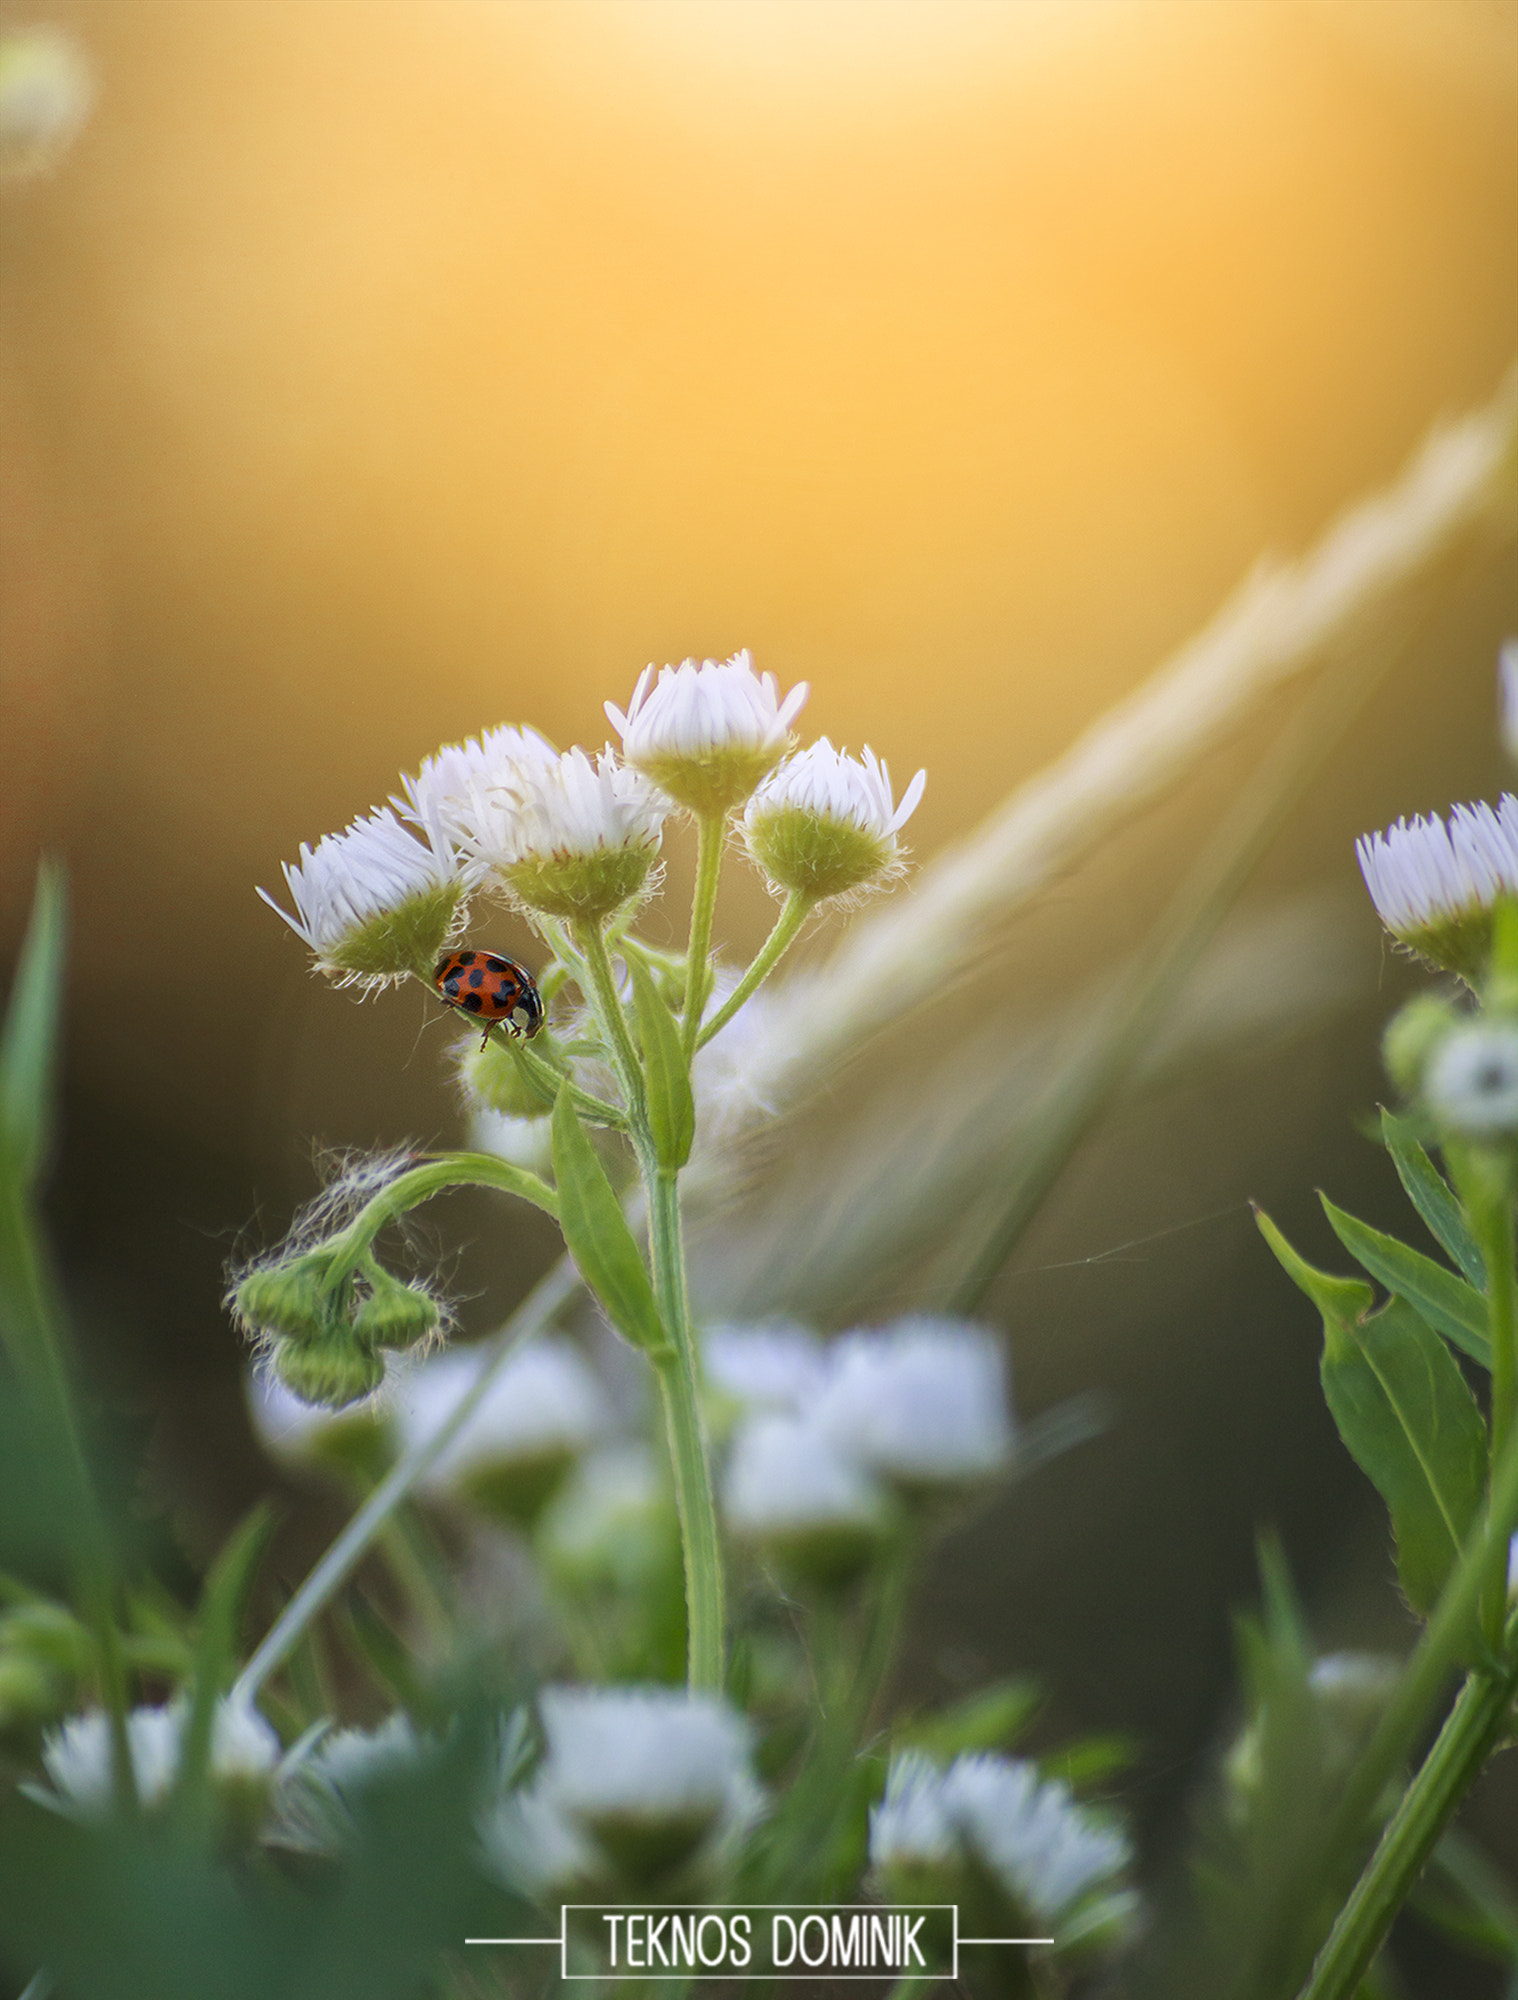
xmin=320 ymin=1152 xmax=560 ymax=1278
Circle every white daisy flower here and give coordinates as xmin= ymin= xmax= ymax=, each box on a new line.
xmin=723 ymin=1411 xmax=890 ymax=1583
xmin=394 ymin=724 xmax=558 ymax=853
xmin=527 ymin=1684 xmax=762 ymax=1887
xmin=606 ymin=650 xmax=808 ymax=815
xmin=814 ymin=1317 xmax=1014 ymax=1494
xmin=258 ymin=805 xmax=464 ymax=988
xmin=537 ymin=1443 xmax=673 ymax=1591
xmin=702 ymin=1320 xmax=826 ymax=1411
xmin=869 ymin=1750 xmax=959 ymax=1872
xmin=396 ymin=1338 xmax=611 ymax=1521
xmin=460 ymin=746 xmax=668 ymax=923
xmin=1354 ymin=794 xmax=1518 ymax=979
xmin=41 ymin=1699 xmax=280 ymax=1819
xmin=0 ymin=27 xmax=92 ymax=181
xmin=941 ymin=1756 xmax=1131 ymax=1927
xmin=743 ymin=738 xmax=926 ymax=903
xmin=1424 ymin=1019 xmax=1518 ymax=1137
xmin=871 ymin=1751 xmax=1133 ymax=1939
xmin=1500 ymin=641 xmax=1518 ymax=763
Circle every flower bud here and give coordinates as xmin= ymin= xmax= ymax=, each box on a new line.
xmin=743 ymin=740 xmax=925 ymax=903
xmin=234 ymin=1256 xmax=345 ymax=1345
xmin=459 ymin=1032 xmax=553 ymax=1121
xmin=351 ymin=1272 xmax=440 ymax=1352
xmin=1380 ymin=992 xmax=1460 ymax=1096
xmin=1355 ymin=796 xmax=1518 ymax=981
xmin=1425 ymin=1019 xmax=1518 ymax=1139
xmin=605 ymin=651 xmax=808 ymax=817
xmin=271 ymin=1331 xmax=385 ymax=1410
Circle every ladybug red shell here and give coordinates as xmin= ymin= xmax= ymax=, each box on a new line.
xmin=432 ymin=950 xmax=544 ymax=1045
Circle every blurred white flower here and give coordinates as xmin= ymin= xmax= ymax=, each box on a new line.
xmin=41 ymin=1699 xmax=280 ymax=1818
xmin=537 ymin=1443 xmax=673 ymax=1590
xmin=814 ymin=1317 xmax=1014 ymax=1493
xmin=941 ymin=1755 xmax=1131 ymax=1927
xmin=1424 ymin=1019 xmax=1518 ymax=1137
xmin=869 ymin=1750 xmax=958 ymax=1871
xmin=872 ymin=1751 xmax=1132 ymax=1937
xmin=1354 ymin=795 xmax=1518 ymax=978
xmin=744 ymin=738 xmax=926 ymax=902
xmin=702 ymin=1320 xmax=826 ymax=1411
xmin=480 ymin=1781 xmax=598 ymax=1898
xmin=723 ymin=1412 xmax=890 ymax=1584
xmin=469 ymin=1104 xmax=554 ymax=1175
xmin=606 ymin=650 xmax=808 ymax=815
xmin=460 ymin=747 xmax=667 ymax=923
xmin=396 ymin=1337 xmax=611 ymax=1519
xmin=1501 ymin=641 xmax=1518 ymax=763
xmin=0 ymin=27 xmax=92 ymax=180
xmin=258 ymin=806 xmax=464 ymax=987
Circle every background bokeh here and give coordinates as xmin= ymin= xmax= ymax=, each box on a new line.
xmin=2 ymin=0 xmax=1517 ymax=1972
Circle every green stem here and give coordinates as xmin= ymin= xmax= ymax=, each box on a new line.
xmin=682 ymin=811 xmax=727 ymax=1062
xmin=1475 ymin=1184 xmax=1517 ymax=1645
xmin=574 ymin=917 xmax=725 ymax=1687
xmin=696 ymin=892 xmax=812 ymax=1050
xmin=1296 ymin=1621 xmax=1518 ymax=2000
xmin=321 ymin=1152 xmax=560 ymax=1277
xmin=647 ymin=1166 xmax=724 ymax=1688
xmin=503 ymin=1032 xmax=627 ymax=1128
xmin=233 ymin=1257 xmax=581 ymax=1702
xmin=575 ymin=923 xmax=647 ymax=1125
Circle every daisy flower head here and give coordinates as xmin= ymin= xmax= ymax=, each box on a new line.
xmin=814 ymin=1316 xmax=1014 ymax=1497
xmin=41 ymin=1699 xmax=280 ymax=1823
xmin=722 ymin=1410 xmax=892 ymax=1584
xmin=462 ymin=746 xmax=668 ymax=923
xmin=258 ymin=805 xmax=464 ymax=988
xmin=1354 ymin=795 xmax=1518 ymax=980
xmin=527 ymin=1683 xmax=762 ymax=1889
xmin=395 ymin=723 xmax=558 ymax=854
xmin=606 ymin=649 xmax=809 ymax=816
xmin=743 ymin=738 xmax=926 ymax=904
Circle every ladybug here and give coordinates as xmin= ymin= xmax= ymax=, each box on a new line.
xmin=432 ymin=949 xmax=544 ymax=1047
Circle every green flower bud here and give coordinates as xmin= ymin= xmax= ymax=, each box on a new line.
xmin=743 ymin=741 xmax=925 ymax=903
xmin=0 ymin=1602 xmax=92 ymax=1677
xmin=1381 ymin=992 xmax=1460 ymax=1096
xmin=352 ymin=1272 xmax=440 ymax=1352
xmin=459 ymin=1033 xmax=553 ymax=1120
xmin=234 ymin=1256 xmax=345 ymax=1345
xmin=272 ymin=1332 xmax=384 ymax=1410
xmin=0 ymin=1652 xmax=66 ymax=1726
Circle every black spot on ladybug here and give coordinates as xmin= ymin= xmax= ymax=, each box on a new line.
xmin=463 ymin=993 xmax=484 ymax=1013
xmin=467 ymin=968 xmax=485 ymax=988
xmin=485 ymin=955 xmax=511 ymax=974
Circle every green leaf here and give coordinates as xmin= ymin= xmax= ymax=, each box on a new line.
xmin=1320 ymin=1194 xmax=1490 ymax=1368
xmin=896 ymin=1676 xmax=1042 ymax=1758
xmin=0 ymin=858 xmax=66 ymax=1187
xmin=1255 ymin=1207 xmax=1373 ymax=1349
xmin=1379 ymin=1107 xmax=1484 ymax=1286
xmin=174 ymin=1504 xmax=277 ymax=1802
xmin=1319 ymin=1294 xmax=1488 ymax=1618
xmin=550 ymin=1087 xmax=670 ymax=1357
xmin=627 ymin=951 xmax=694 ymax=1171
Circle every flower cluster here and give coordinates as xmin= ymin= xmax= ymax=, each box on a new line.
xmin=39 ymin=1699 xmax=281 ymax=1828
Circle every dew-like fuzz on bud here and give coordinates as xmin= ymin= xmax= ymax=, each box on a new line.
xmin=813 ymin=1316 xmax=1014 ymax=1495
xmin=1354 ymin=795 xmax=1518 ymax=980
xmin=1424 ymin=1019 xmax=1518 ymax=1138
xmin=258 ymin=806 xmax=465 ymax=988
xmin=606 ymin=650 xmax=808 ymax=816
xmin=743 ymin=738 xmax=926 ymax=902
xmin=458 ymin=747 xmax=668 ymax=923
